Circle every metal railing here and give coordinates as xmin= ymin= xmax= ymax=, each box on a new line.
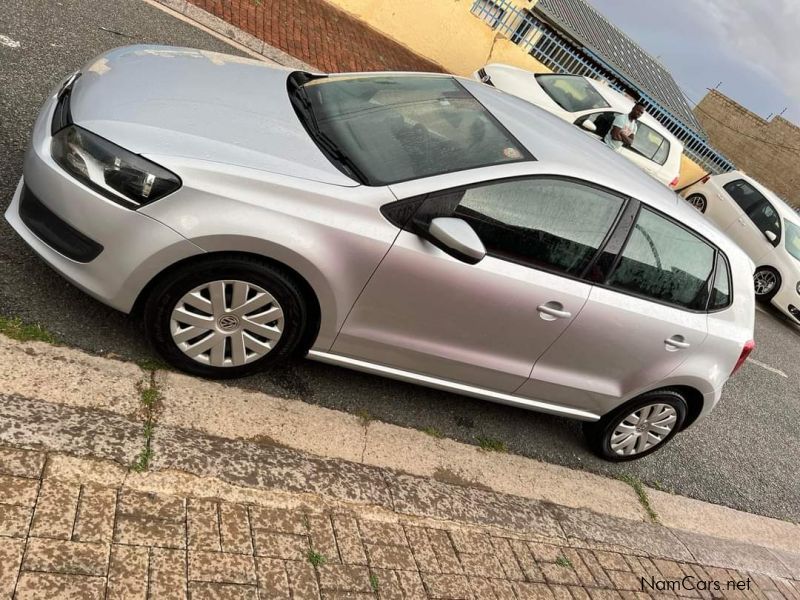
xmin=470 ymin=0 xmax=735 ymax=174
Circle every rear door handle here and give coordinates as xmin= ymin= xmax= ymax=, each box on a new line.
xmin=665 ymin=335 xmax=691 ymax=350
xmin=537 ymin=301 xmax=572 ymax=320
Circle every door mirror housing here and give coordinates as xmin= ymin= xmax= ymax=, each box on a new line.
xmin=581 ymin=119 xmax=597 ymax=132
xmin=764 ymin=230 xmax=777 ymax=244
xmin=427 ymin=217 xmax=486 ymax=264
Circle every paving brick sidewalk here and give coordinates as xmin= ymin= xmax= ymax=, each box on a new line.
xmin=180 ymin=0 xmax=446 ymax=73
xmin=1 ymin=447 xmax=798 ymax=599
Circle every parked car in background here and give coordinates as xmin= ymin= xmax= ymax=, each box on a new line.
xmin=473 ymin=65 xmax=683 ymax=189
xmin=6 ymin=45 xmax=755 ymax=460
xmin=682 ymin=171 xmax=800 ymax=324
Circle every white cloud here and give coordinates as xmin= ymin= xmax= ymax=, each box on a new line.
xmin=685 ymin=0 xmax=800 ymax=111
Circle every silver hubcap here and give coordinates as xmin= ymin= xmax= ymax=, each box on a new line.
xmin=753 ymin=270 xmax=776 ymax=296
xmin=170 ymin=280 xmax=284 ymax=367
xmin=610 ymin=403 xmax=677 ymax=456
xmin=687 ymin=195 xmax=705 ymax=211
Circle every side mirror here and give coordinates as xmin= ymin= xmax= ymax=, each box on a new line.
xmin=427 ymin=217 xmax=486 ymax=264
xmin=765 ymin=230 xmax=777 ymax=244
xmin=581 ymin=120 xmax=597 ymax=132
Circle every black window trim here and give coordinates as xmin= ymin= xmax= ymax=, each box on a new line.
xmin=379 ymin=175 xmax=733 ymax=313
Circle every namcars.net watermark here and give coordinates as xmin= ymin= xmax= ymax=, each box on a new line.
xmin=642 ymin=574 xmax=751 ymax=593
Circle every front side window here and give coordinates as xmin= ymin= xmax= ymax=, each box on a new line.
xmin=748 ymin=201 xmax=781 ymax=244
xmin=785 ymin=219 xmax=800 ymax=261
xmin=629 ymin=123 xmax=670 ymax=165
xmin=535 ymin=75 xmax=610 ymax=113
xmin=290 ymin=74 xmax=530 ymax=186
xmin=724 ymin=179 xmax=766 ymax=214
xmin=607 ymin=208 xmax=715 ymax=309
xmin=441 ymin=178 xmax=624 ymax=275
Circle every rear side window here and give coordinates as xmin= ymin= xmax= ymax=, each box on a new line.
xmin=450 ymin=178 xmax=624 ymax=275
xmin=607 ymin=208 xmax=715 ymax=310
xmin=709 ymin=254 xmax=732 ymax=310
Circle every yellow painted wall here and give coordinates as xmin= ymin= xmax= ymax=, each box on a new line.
xmin=327 ymin=0 xmax=551 ymax=76
xmin=677 ymin=154 xmax=708 ymax=189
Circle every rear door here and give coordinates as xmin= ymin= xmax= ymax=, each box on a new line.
xmin=721 ymin=179 xmax=781 ymax=262
xmin=518 ymin=206 xmax=714 ymax=415
xmin=332 ymin=176 xmax=626 ymax=393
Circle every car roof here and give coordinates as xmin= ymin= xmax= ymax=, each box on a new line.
xmin=457 ymin=77 xmax=737 ymax=251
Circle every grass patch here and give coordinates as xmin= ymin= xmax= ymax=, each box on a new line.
xmin=617 ymin=474 xmax=660 ymax=524
xmin=356 ymin=409 xmax=372 ymax=427
xmin=476 ymin=436 xmax=507 ymax=453
xmin=136 ymin=357 xmax=170 ymax=372
xmin=369 ymin=573 xmax=379 ymax=592
xmin=0 ymin=315 xmax=58 ymax=344
xmin=555 ymin=555 xmax=573 ymax=568
xmin=422 ymin=426 xmax=443 ymax=439
xmin=307 ymin=549 xmax=327 ymax=567
xmin=131 ymin=376 xmax=161 ymax=473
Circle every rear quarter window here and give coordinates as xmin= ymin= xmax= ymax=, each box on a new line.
xmin=709 ymin=253 xmax=732 ymax=310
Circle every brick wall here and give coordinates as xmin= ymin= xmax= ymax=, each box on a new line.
xmin=694 ymin=90 xmax=799 ymax=207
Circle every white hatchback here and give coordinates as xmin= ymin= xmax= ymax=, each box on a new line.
xmin=682 ymin=171 xmax=800 ymax=324
xmin=474 ymin=65 xmax=684 ymax=189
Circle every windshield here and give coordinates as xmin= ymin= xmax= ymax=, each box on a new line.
xmin=289 ymin=74 xmax=531 ymax=186
xmin=785 ymin=219 xmax=800 ymax=261
xmin=535 ymin=74 xmax=610 ymax=113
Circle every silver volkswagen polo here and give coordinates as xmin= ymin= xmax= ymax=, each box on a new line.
xmin=6 ymin=46 xmax=755 ymax=460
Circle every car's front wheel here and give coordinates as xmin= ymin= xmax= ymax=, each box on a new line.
xmin=583 ymin=389 xmax=687 ymax=461
xmin=144 ymin=256 xmax=309 ymax=378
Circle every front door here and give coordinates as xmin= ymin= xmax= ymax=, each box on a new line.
xmin=331 ymin=176 xmax=626 ymax=392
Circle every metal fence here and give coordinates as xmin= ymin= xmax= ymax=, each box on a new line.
xmin=470 ymin=0 xmax=735 ymax=174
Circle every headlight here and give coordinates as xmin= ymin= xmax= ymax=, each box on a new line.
xmin=51 ymin=125 xmax=180 ymax=209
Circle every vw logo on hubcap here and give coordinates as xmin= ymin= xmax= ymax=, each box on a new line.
xmin=217 ymin=315 xmax=240 ymax=331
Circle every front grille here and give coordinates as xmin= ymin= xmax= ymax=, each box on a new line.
xmin=19 ymin=184 xmax=103 ymax=263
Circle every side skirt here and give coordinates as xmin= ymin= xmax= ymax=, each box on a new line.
xmin=306 ymin=350 xmax=601 ymax=422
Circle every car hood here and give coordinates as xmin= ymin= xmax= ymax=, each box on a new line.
xmin=69 ymin=45 xmax=357 ymax=187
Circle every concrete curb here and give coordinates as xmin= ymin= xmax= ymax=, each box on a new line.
xmin=1 ymin=333 xmax=799 ymax=578
xmin=145 ymin=0 xmax=318 ymax=70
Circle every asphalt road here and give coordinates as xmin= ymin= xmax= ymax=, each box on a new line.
xmin=2 ymin=0 xmax=798 ymax=522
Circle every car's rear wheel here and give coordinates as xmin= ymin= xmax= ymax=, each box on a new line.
xmin=583 ymin=389 xmax=687 ymax=461
xmin=685 ymin=193 xmax=707 ymax=213
xmin=144 ymin=256 xmax=308 ymax=378
xmin=753 ymin=266 xmax=780 ymax=302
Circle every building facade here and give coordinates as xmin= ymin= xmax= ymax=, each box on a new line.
xmin=695 ymin=90 xmax=799 ymax=207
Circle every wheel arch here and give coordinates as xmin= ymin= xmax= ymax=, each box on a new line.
xmin=132 ymin=250 xmax=325 ymax=354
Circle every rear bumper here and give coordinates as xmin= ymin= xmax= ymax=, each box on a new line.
xmin=4 ymin=92 xmax=204 ymax=313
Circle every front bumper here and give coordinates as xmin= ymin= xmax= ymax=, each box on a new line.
xmin=4 ymin=92 xmax=204 ymax=313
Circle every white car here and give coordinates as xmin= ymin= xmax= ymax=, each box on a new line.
xmin=682 ymin=171 xmax=800 ymax=324
xmin=474 ymin=65 xmax=684 ymax=189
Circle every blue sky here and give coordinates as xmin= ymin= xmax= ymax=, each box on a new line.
xmin=587 ymin=0 xmax=800 ymax=125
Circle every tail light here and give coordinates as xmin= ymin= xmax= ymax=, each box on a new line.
xmin=669 ymin=177 xmax=679 ymax=188
xmin=701 ymin=175 xmax=711 ymax=184
xmin=731 ymin=340 xmax=755 ymax=375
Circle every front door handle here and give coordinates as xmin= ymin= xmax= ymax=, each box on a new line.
xmin=665 ymin=335 xmax=691 ymax=350
xmin=537 ymin=301 xmax=572 ymax=321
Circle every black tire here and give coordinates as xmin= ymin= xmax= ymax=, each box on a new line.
xmin=143 ymin=256 xmax=309 ymax=379
xmin=685 ymin=193 xmax=707 ymax=213
xmin=753 ymin=266 xmax=781 ymax=303
xmin=583 ymin=389 xmax=688 ymax=461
